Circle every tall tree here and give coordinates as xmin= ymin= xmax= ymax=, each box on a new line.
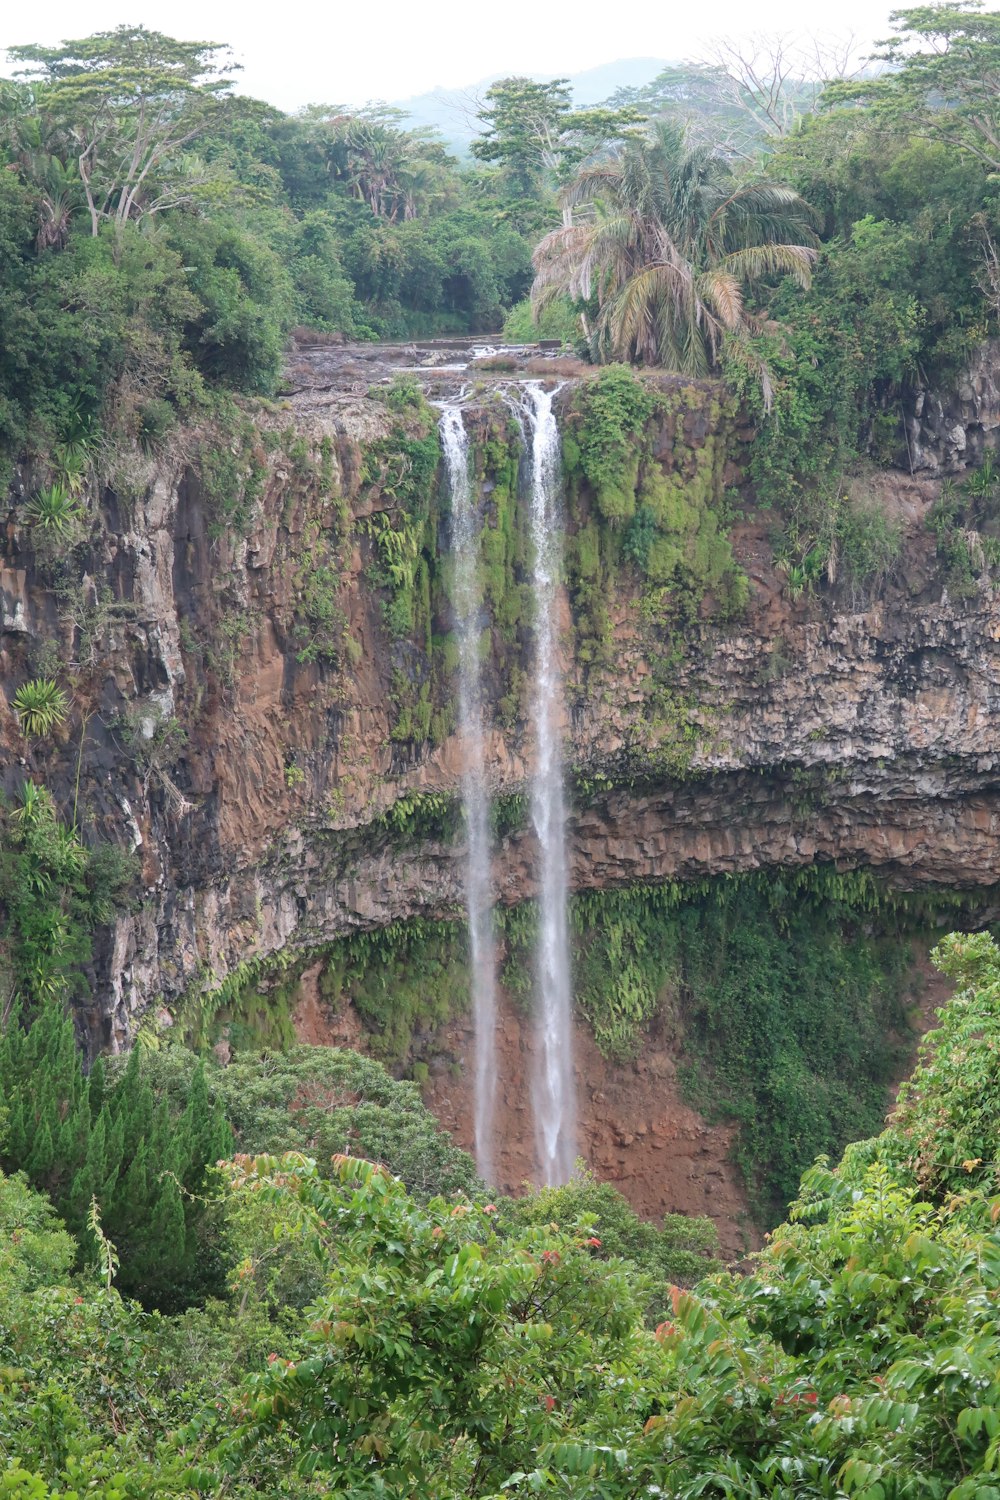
xmin=829 ymin=2 xmax=1000 ymax=172
xmin=531 ymin=119 xmax=816 ymax=399
xmin=8 ymin=26 xmax=236 ymax=235
xmin=472 ymin=76 xmax=643 ymax=228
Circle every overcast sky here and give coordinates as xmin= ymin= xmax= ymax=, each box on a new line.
xmin=1 ymin=0 xmax=901 ymax=111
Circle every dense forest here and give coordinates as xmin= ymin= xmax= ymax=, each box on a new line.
xmin=2 ymin=7 xmax=999 ymax=572
xmin=5 ymin=1 xmax=1000 ymax=1494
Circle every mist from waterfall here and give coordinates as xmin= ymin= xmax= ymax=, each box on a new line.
xmin=439 ymin=404 xmax=498 ymax=1183
xmin=520 ymin=382 xmax=576 ymax=1186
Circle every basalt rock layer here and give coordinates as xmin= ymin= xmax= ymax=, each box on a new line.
xmin=1 ymin=357 xmax=997 ymax=1060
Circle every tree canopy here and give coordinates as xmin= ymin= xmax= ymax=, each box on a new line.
xmin=532 ymin=119 xmax=817 ymax=398
xmin=7 ymin=27 xmax=237 ymax=235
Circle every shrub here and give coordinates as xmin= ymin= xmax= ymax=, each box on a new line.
xmin=835 ymin=492 xmax=902 ymax=604
xmin=502 ymin=295 xmax=581 ymax=344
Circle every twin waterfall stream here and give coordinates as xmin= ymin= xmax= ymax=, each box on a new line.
xmin=439 ymin=385 xmax=575 ymax=1186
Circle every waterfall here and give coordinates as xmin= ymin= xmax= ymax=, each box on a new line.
xmin=521 ymin=383 xmax=576 ymax=1185
xmin=439 ymin=404 xmax=498 ymax=1183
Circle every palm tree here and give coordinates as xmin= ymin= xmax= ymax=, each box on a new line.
xmin=531 ymin=119 xmax=817 ymax=404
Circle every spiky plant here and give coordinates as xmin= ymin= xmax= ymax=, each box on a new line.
xmin=12 ymin=678 xmax=69 ymax=738
xmin=10 ymin=779 xmax=50 ymax=826
xmin=24 ymin=484 xmax=84 ymax=535
xmin=531 ymin=119 xmax=818 ymax=405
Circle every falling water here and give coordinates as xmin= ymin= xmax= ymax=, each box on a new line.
xmin=521 ymin=382 xmax=576 ymax=1185
xmin=439 ymin=404 xmax=498 ymax=1183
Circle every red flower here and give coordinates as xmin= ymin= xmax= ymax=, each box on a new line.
xmin=587 ymin=1236 xmax=602 ymax=1248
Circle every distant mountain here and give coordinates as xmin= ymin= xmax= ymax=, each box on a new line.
xmin=392 ymin=57 xmax=669 ymax=155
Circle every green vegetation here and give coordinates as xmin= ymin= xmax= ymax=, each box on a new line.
xmin=265 ymin=868 xmax=942 ymax=1220
xmin=0 ymin=27 xmax=534 ymax=485
xmin=0 ymin=996 xmax=481 ymax=1313
xmin=3 ymin=938 xmax=1000 ymax=1494
xmin=470 ymin=76 xmax=644 ymax=234
xmin=215 ymin=1045 xmax=481 ymax=1201
xmin=532 ymin=119 xmax=817 ymax=395
xmin=7 ymin=7 xmax=1000 ymax=1493
xmin=561 ymin=872 xmax=922 ymax=1212
xmin=370 ymin=789 xmax=459 ymax=844
xmin=316 ymin=919 xmax=470 ymax=1065
xmin=928 ymin=456 xmax=1000 ymax=596
xmin=0 ymin=783 xmax=134 ymax=1005
xmin=23 ymin=484 xmax=85 ymax=537
xmin=0 ymin=1002 xmax=232 ymax=1311
xmin=11 ymin=679 xmax=68 ymax=738
xmin=359 ymin=390 xmax=453 ymax=741
xmin=356 ymin=394 xmax=531 ymax=747
xmin=502 ymin=294 xmax=580 ymax=344
xmin=564 ymin=365 xmax=656 ymax=525
xmin=559 ymin=366 xmax=745 ymax=668
xmin=496 ymin=1170 xmax=721 ymax=1315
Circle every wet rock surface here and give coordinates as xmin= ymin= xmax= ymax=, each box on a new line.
xmin=903 ymin=336 xmax=1000 ymax=472
xmin=1 ymin=349 xmax=997 ymax=1049
xmin=1 ymin=343 xmax=998 ymax=1242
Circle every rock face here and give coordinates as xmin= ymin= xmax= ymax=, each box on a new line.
xmin=1 ymin=360 xmax=998 ymax=1060
xmin=298 ymin=971 xmax=756 ymax=1259
xmin=4 ymin=346 xmax=999 ymax=1246
xmin=903 ymin=337 xmax=1000 ymax=472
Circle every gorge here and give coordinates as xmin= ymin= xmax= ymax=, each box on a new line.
xmin=10 ymin=14 xmax=1000 ymax=1490
xmin=2 ymin=336 xmax=998 ymax=1252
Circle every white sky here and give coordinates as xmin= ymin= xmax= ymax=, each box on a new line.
xmin=1 ymin=0 xmax=900 ymax=111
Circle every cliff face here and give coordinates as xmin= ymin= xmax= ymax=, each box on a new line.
xmin=2 ymin=350 xmax=998 ymax=1060
xmin=903 ymin=337 xmax=1000 ymax=473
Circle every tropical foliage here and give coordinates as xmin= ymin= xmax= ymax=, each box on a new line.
xmin=0 ymin=783 xmax=132 ymax=1004
xmin=0 ymin=934 xmax=999 ymax=1496
xmin=0 ymin=27 xmax=534 ymax=478
xmin=6 ymin=7 xmax=1000 ymax=1494
xmin=11 ymin=680 xmax=68 ymax=737
xmin=532 ymin=119 xmax=817 ymax=397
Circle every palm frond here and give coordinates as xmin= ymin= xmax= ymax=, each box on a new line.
xmin=697 ymin=269 xmax=745 ymax=331
xmin=723 ymin=333 xmax=777 ymax=413
xmin=718 ymin=243 xmax=817 ymax=289
xmin=531 ymin=111 xmax=815 ymax=403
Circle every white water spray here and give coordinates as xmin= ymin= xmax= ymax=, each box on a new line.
xmin=439 ymin=404 xmax=498 ymax=1183
xmin=522 ymin=382 xmax=576 ymax=1185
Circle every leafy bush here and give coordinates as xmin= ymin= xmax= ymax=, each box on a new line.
xmin=497 ymin=1169 xmax=719 ymax=1314
xmin=888 ymin=930 xmax=1000 ymax=1201
xmin=213 ymin=1044 xmax=482 ymax=1201
xmin=4 ymin=937 xmax=1000 ymax=1498
xmin=835 ymin=491 xmax=903 ymax=604
xmin=0 ymin=782 xmax=132 ymax=1002
xmin=563 ymin=365 xmax=655 ymax=524
xmin=502 ymin=295 xmax=581 ymax=344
